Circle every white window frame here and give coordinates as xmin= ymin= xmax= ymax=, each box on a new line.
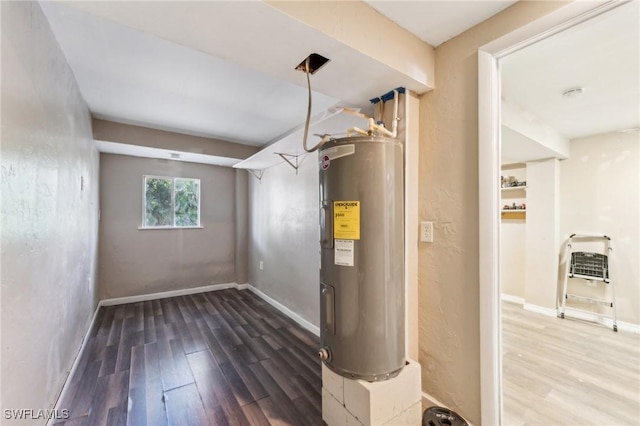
xmin=141 ymin=175 xmax=202 ymax=229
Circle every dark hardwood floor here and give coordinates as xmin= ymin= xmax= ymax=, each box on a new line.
xmin=54 ymin=289 xmax=323 ymax=426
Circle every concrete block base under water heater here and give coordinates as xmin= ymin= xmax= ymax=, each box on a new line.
xmin=322 ymin=360 xmax=422 ymax=425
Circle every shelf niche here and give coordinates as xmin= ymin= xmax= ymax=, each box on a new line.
xmin=501 ymin=210 xmax=526 ymax=220
xmin=501 ymin=163 xmax=526 ymax=221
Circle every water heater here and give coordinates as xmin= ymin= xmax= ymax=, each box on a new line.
xmin=318 ymin=136 xmax=405 ymax=381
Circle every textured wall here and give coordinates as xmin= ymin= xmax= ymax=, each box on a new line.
xmin=0 ymin=1 xmax=100 ymax=422
xmin=248 ymin=155 xmax=320 ymax=327
xmin=560 ymin=132 xmax=640 ymax=325
xmin=418 ymin=2 xmax=569 ymax=423
xmin=99 ymin=154 xmax=237 ymax=299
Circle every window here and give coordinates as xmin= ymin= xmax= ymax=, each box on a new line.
xmin=143 ymin=176 xmax=200 ymax=228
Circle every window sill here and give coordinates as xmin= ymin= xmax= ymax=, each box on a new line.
xmin=138 ymin=226 xmax=204 ymax=230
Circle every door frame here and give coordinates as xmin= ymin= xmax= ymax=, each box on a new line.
xmin=477 ymin=1 xmax=627 ymax=424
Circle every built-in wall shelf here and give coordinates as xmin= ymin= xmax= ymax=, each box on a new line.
xmin=501 ymin=210 xmax=526 ymax=220
xmin=233 ymin=107 xmax=365 ymax=173
xmin=501 ymin=186 xmax=527 ymax=192
xmin=501 ymin=165 xmax=527 ymax=221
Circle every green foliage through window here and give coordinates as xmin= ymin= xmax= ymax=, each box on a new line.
xmin=144 ymin=176 xmax=200 ymax=228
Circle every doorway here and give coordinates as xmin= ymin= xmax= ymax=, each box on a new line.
xmin=478 ymin=1 xmax=640 ymax=424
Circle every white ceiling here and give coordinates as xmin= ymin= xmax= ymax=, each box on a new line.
xmin=500 ymin=126 xmax=562 ymax=165
xmin=40 ymin=1 xmax=339 ymax=147
xmin=40 ymin=0 xmax=637 ymax=166
xmin=498 ymin=1 xmax=640 ymax=164
xmin=363 ymin=0 xmax=639 ymax=164
xmin=40 ymin=1 xmax=519 ymax=152
xmin=365 ymin=0 xmax=517 ymax=46
xmin=501 ymin=1 xmax=640 ymax=141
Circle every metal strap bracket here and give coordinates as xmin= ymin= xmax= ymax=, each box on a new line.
xmin=248 ymin=169 xmax=264 ymax=181
xmin=274 ymin=152 xmax=300 ymax=174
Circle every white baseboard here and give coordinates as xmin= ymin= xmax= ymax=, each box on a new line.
xmin=246 ymin=284 xmax=320 ymax=336
xmin=522 ymin=302 xmax=557 ymax=317
xmin=523 ymin=303 xmax=639 ymax=334
xmin=47 ymin=302 xmax=102 ymax=426
xmin=501 ymin=293 xmax=525 ymax=305
xmin=99 ymin=282 xmax=241 ymax=306
xmin=98 ymin=281 xmax=320 ymax=336
xmin=421 ymin=391 xmax=474 ymax=426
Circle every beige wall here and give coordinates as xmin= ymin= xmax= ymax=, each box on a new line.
xmin=418 ymin=1 xmax=569 ymax=423
xmin=560 ymin=132 xmax=640 ymax=325
xmin=99 ymin=154 xmax=239 ymax=299
xmin=93 ymin=119 xmax=259 ymax=160
xmin=1 ymin=2 xmax=100 ymax=422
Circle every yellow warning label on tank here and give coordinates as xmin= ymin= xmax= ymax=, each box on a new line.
xmin=333 ymin=201 xmax=360 ymax=240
